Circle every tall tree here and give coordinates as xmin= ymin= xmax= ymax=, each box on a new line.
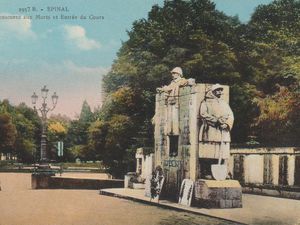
xmin=79 ymin=100 xmax=94 ymax=123
xmin=0 ymin=101 xmax=40 ymax=162
xmin=96 ymin=0 xmax=300 ymax=176
xmin=0 ymin=113 xmax=17 ymax=156
xmin=65 ymin=101 xmax=95 ymax=161
xmin=14 ymin=103 xmax=40 ymax=162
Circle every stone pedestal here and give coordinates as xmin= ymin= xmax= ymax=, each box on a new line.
xmin=31 ymin=165 xmax=55 ymax=189
xmin=194 ymin=179 xmax=242 ymax=208
xmin=31 ymin=173 xmax=53 ymax=189
xmin=124 ymin=174 xmax=134 ymax=188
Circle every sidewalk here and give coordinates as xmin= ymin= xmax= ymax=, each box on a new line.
xmin=100 ymin=188 xmax=300 ymax=225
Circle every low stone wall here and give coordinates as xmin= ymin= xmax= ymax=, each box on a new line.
xmin=242 ymin=185 xmax=300 ymax=199
xmin=32 ymin=174 xmax=123 ymax=190
xmin=229 ymin=147 xmax=300 ymax=199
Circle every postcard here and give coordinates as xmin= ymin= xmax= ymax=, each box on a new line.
xmin=0 ymin=0 xmax=299 ymax=225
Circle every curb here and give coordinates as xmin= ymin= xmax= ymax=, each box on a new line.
xmin=99 ymin=190 xmax=247 ymax=225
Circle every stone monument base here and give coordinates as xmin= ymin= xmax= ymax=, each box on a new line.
xmin=31 ymin=172 xmax=54 ymax=189
xmin=194 ymin=179 xmax=242 ymax=208
xmin=31 ymin=164 xmax=55 ymax=189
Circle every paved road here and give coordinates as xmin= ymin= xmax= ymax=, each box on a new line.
xmin=0 ymin=173 xmax=239 ymax=225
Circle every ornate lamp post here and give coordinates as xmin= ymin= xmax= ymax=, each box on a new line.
xmin=31 ymin=85 xmax=58 ymax=162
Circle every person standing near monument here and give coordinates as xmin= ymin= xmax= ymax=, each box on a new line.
xmin=198 ymin=84 xmax=234 ymax=172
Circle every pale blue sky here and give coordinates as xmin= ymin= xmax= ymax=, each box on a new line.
xmin=0 ymin=0 xmax=273 ymax=118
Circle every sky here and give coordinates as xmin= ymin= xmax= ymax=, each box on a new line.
xmin=0 ymin=0 xmax=273 ymax=118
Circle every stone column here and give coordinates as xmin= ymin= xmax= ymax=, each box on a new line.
xmin=287 ymin=155 xmax=295 ymax=186
xmin=272 ymin=155 xmax=280 ymax=186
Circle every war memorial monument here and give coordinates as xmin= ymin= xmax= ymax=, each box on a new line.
xmin=133 ymin=67 xmax=242 ymax=208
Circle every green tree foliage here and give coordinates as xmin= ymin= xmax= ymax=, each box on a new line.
xmin=48 ymin=121 xmax=67 ymax=140
xmin=49 ymin=114 xmax=71 ymax=127
xmin=102 ymin=0 xmax=245 ymax=151
xmin=14 ymin=103 xmax=41 ymax=162
xmin=248 ymin=0 xmax=300 ymax=55
xmin=253 ymin=86 xmax=300 ymax=146
xmin=75 ymin=100 xmax=94 ymax=145
xmin=14 ymin=112 xmax=37 ymax=162
xmin=65 ymin=101 xmax=96 ymax=161
xmin=0 ymin=101 xmax=40 ymax=162
xmin=0 ymin=113 xmax=17 ymax=154
xmin=47 ymin=120 xmax=68 ymax=160
xmin=104 ymin=0 xmax=242 ymax=93
xmin=68 ymin=144 xmax=94 ymax=161
xmin=88 ymin=120 xmax=108 ymax=159
xmin=245 ymin=0 xmax=300 ymax=143
xmin=99 ymin=0 xmax=300 ymax=167
xmin=79 ymin=100 xmax=94 ymax=124
xmin=230 ymin=84 xmax=260 ymax=143
xmin=89 ymin=87 xmax=149 ymax=175
xmin=104 ymin=115 xmax=135 ymax=177
xmin=1 ymin=0 xmax=299 ymax=173
xmin=242 ymin=0 xmax=300 ymax=91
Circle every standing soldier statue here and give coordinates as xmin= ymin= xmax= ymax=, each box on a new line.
xmin=157 ymin=67 xmax=188 ymax=135
xmin=198 ymin=84 xmax=234 ymax=180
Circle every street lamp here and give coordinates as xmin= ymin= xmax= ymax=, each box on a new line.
xmin=31 ymin=85 xmax=58 ymax=162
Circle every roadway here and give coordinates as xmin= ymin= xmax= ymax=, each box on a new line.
xmin=0 ymin=173 xmax=238 ymax=225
